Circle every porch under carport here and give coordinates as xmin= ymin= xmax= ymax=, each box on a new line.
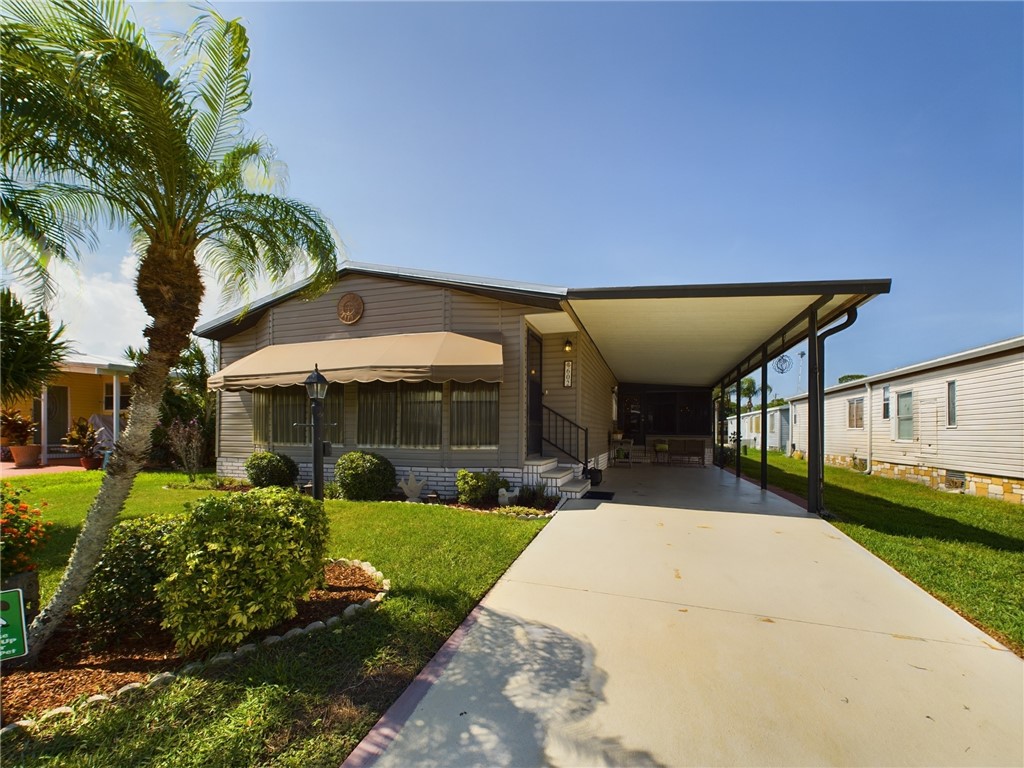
xmin=557 ymin=277 xmax=892 ymax=514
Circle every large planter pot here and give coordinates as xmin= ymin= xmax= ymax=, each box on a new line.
xmin=80 ymin=455 xmax=104 ymax=470
xmin=9 ymin=444 xmax=41 ymax=468
xmin=2 ymin=569 xmax=41 ymax=622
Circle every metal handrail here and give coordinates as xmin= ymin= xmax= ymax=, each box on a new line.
xmin=541 ymin=405 xmax=589 ymax=466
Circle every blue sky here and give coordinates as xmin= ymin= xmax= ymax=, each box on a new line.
xmin=48 ymin=1 xmax=1024 ymax=396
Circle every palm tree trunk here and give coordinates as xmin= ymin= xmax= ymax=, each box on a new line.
xmin=22 ymin=246 xmax=203 ymax=663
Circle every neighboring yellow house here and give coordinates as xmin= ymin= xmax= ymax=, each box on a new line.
xmin=9 ymin=354 xmax=134 ymax=464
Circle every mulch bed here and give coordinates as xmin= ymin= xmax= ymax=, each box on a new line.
xmin=0 ymin=562 xmax=382 ymax=725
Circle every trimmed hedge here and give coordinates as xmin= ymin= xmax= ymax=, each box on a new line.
xmin=157 ymin=487 xmax=328 ymax=652
xmin=244 ymin=451 xmax=299 ymax=488
xmin=334 ymin=451 xmax=395 ymax=501
xmin=74 ymin=517 xmax=181 ymax=639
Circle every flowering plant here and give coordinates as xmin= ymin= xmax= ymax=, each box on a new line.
xmin=1 ymin=481 xmax=53 ymax=574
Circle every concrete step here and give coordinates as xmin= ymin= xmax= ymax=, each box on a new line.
xmin=540 ymin=467 xmax=573 ymax=485
xmin=559 ymin=478 xmax=591 ymax=499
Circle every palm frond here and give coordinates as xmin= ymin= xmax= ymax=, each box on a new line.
xmin=198 ymin=193 xmax=339 ymax=304
xmin=177 ymin=8 xmax=253 ymax=166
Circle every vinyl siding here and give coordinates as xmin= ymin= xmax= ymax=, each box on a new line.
xmin=217 ymin=325 xmax=260 ymax=459
xmin=864 ymin=350 xmax=1024 ymax=478
xmin=791 ymin=346 xmax=1024 ymax=479
xmin=791 ymin=399 xmax=809 ymax=454
xmin=578 ymin=331 xmax=617 ymax=461
xmin=825 ymin=390 xmax=869 ymax=460
xmin=216 ymin=273 xmax=562 ymax=469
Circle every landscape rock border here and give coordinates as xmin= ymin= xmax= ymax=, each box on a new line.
xmin=0 ymin=558 xmax=389 ymax=738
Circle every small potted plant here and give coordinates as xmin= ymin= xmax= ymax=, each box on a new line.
xmin=0 ymin=481 xmax=53 ymax=620
xmin=1 ymin=408 xmax=41 ymax=468
xmin=63 ymin=417 xmax=104 ymax=469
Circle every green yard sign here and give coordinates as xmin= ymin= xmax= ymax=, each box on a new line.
xmin=0 ymin=588 xmax=28 ymax=660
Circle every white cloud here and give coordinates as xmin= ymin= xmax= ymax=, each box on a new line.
xmin=48 ymin=257 xmax=148 ymax=361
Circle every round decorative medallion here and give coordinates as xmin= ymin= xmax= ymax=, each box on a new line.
xmin=337 ymin=292 xmax=365 ymax=325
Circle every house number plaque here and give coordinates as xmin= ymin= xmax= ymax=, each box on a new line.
xmin=337 ymin=293 xmax=364 ymax=325
xmin=563 ymin=360 xmax=573 ymax=387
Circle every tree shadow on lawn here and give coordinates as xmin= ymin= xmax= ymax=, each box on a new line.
xmin=750 ymin=463 xmax=1024 ymax=554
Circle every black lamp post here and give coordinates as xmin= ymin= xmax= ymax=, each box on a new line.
xmin=304 ymin=365 xmax=329 ymax=500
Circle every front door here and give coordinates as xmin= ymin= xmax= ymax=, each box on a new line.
xmin=527 ymin=332 xmax=542 ymax=454
xmin=33 ymin=386 xmax=70 ymax=447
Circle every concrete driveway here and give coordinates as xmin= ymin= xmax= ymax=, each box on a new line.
xmin=346 ymin=466 xmax=1023 ymax=767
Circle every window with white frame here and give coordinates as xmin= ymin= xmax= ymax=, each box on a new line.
xmin=947 ymin=381 xmax=957 ymax=426
xmin=104 ymin=382 xmax=132 ymax=411
xmin=882 ymin=385 xmax=890 ymax=419
xmin=896 ymin=391 xmax=913 ymax=440
xmin=847 ymin=398 xmax=864 ymax=429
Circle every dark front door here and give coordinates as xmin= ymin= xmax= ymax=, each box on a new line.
xmin=33 ymin=386 xmax=69 ymax=447
xmin=527 ymin=332 xmax=542 ymax=454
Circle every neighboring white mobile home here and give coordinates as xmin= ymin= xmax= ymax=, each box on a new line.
xmin=725 ymin=405 xmax=791 ymax=453
xmin=790 ymin=336 xmax=1024 ymax=503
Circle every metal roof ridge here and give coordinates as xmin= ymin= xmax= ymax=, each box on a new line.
xmin=567 ymin=277 xmax=892 ymax=300
xmin=345 ymin=261 xmax=567 ymax=296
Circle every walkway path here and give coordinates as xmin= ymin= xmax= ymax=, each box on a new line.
xmin=0 ymin=458 xmax=85 ymax=477
xmin=347 ymin=465 xmax=1023 ymax=767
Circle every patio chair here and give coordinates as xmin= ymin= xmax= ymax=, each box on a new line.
xmin=612 ymin=438 xmax=633 ymax=468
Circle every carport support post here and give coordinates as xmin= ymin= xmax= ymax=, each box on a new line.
xmin=807 ymin=311 xmax=821 ymax=514
xmin=760 ymin=346 xmax=768 ymax=490
xmin=735 ymin=367 xmax=742 ymax=478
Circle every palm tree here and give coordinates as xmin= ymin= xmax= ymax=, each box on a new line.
xmin=0 ymin=287 xmax=71 ymax=404
xmin=1 ymin=0 xmax=339 ymax=659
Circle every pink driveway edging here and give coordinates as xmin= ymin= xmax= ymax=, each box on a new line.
xmin=342 ymin=602 xmax=487 ymax=768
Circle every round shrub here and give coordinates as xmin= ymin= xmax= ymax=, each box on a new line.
xmin=244 ymin=451 xmax=299 ymax=488
xmin=74 ymin=516 xmax=181 ymax=640
xmin=455 ymin=469 xmax=510 ymax=508
xmin=156 ymin=487 xmax=328 ymax=652
xmin=333 ymin=451 xmax=396 ymax=501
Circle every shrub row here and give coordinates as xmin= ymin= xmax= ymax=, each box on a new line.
xmin=244 ymin=450 xmax=397 ymax=502
xmin=74 ymin=487 xmax=327 ymax=653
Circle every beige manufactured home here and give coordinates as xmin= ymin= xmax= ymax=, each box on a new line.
xmin=790 ymin=336 xmax=1024 ymax=503
xmin=196 ymin=262 xmax=890 ymax=504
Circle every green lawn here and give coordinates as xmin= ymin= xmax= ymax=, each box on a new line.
xmin=738 ymin=450 xmax=1024 ymax=655
xmin=4 ymin=472 xmax=547 ymax=767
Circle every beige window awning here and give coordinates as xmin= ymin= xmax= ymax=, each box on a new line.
xmin=208 ymin=332 xmax=504 ymax=391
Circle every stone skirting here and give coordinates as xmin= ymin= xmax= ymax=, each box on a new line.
xmin=219 ymin=457 xmax=524 ymax=501
xmin=819 ymin=455 xmax=1024 ymax=505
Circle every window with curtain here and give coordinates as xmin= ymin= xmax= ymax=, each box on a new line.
xmin=947 ymin=381 xmax=957 ymax=426
xmin=358 ymin=382 xmax=398 ymax=446
xmin=399 ymin=382 xmax=442 ymax=447
xmin=897 ymin=391 xmax=914 ymax=440
xmin=356 ymin=381 xmax=442 ymax=448
xmin=253 ymin=385 xmax=343 ymax=445
xmin=847 ymin=398 xmax=864 ymax=429
xmin=451 ymin=382 xmax=499 ymax=448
